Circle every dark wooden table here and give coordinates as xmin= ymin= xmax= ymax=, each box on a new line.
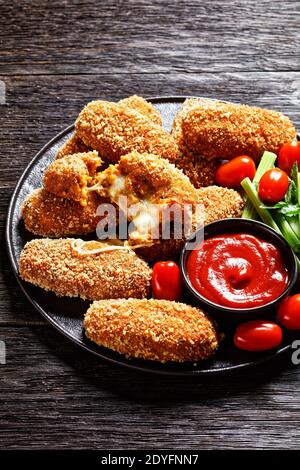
xmin=1 ymin=0 xmax=300 ymax=450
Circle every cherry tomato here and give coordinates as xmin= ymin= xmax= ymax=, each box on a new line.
xmin=258 ymin=168 xmax=289 ymax=204
xmin=277 ymin=294 xmax=300 ymax=330
xmin=152 ymin=261 xmax=182 ymax=301
xmin=278 ymin=141 xmax=300 ymax=174
xmin=215 ymin=155 xmax=256 ymax=188
xmin=234 ymin=320 xmax=282 ymax=351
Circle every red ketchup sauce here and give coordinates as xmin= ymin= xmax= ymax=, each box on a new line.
xmin=187 ymin=233 xmax=289 ymax=309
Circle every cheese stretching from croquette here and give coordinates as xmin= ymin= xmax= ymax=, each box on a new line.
xmin=182 ymin=98 xmax=296 ymax=160
xmin=84 ymin=299 xmax=219 ymax=362
xmin=95 ymin=151 xmax=198 ymax=245
xmin=19 ymin=239 xmax=152 ymax=300
xmin=136 ymin=185 xmax=244 ymax=262
xmin=75 ymin=100 xmax=178 ymax=163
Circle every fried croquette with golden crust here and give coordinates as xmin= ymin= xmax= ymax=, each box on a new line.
xmin=175 ymin=152 xmax=218 ymax=188
xmin=196 ymin=185 xmax=244 ymax=225
xmin=84 ymin=298 xmax=219 ymax=363
xmin=75 ymin=100 xmax=178 ymax=163
xmin=118 ymin=95 xmax=162 ymax=126
xmin=171 ymin=99 xmax=218 ymax=187
xmin=19 ymin=239 xmax=152 ymax=300
xmin=136 ymin=185 xmax=244 ymax=263
xmin=182 ymin=97 xmax=297 ymax=160
xmin=56 ymin=96 xmax=162 ymax=160
xmin=43 ymin=151 xmax=102 ymax=206
xmin=22 ymin=189 xmax=105 ymax=237
xmin=56 ymin=133 xmax=92 ymax=159
xmin=97 ymin=151 xmax=198 ymax=205
xmin=95 ymin=151 xmax=198 ymax=245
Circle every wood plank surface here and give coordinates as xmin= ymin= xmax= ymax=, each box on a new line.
xmin=1 ymin=0 xmax=300 ymax=451
xmin=0 ymin=327 xmax=299 ymax=449
xmin=0 ymin=0 xmax=299 ymax=75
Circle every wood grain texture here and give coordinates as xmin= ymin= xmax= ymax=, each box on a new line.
xmin=1 ymin=0 xmax=300 ymax=450
xmin=1 ymin=72 xmax=300 ymax=188
xmin=0 ymin=327 xmax=299 ymax=450
xmin=0 ymin=0 xmax=299 ymax=75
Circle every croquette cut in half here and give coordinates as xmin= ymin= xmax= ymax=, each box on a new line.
xmin=75 ymin=100 xmax=178 ymax=163
xmin=19 ymin=239 xmax=152 ymax=300
xmin=182 ymin=97 xmax=297 ymax=160
xmin=136 ymin=185 xmax=244 ymax=263
xmin=94 ymin=150 xmax=198 ymax=246
xmin=21 ymin=188 xmax=107 ymax=237
xmin=84 ymin=299 xmax=219 ymax=363
xmin=43 ymin=151 xmax=102 ymax=206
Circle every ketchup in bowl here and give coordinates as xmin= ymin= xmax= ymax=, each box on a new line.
xmin=187 ymin=233 xmax=289 ymax=309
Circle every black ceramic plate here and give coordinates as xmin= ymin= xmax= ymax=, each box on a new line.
xmin=6 ymin=96 xmax=298 ymax=376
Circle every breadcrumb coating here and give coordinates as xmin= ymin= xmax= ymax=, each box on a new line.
xmin=56 ymin=96 xmax=162 ymax=159
xmin=22 ymin=189 xmax=105 ymax=237
xmin=171 ymin=99 xmax=218 ymax=187
xmin=118 ymin=95 xmax=162 ymax=126
xmin=43 ymin=151 xmax=102 ymax=206
xmin=196 ymin=185 xmax=244 ymax=225
xmin=175 ymin=152 xmax=218 ymax=188
xmin=75 ymin=100 xmax=178 ymax=163
xmin=19 ymin=239 xmax=152 ymax=300
xmin=84 ymin=298 xmax=219 ymax=363
xmin=98 ymin=151 xmax=198 ymax=205
xmin=56 ymin=133 xmax=91 ymax=159
xmin=137 ymin=185 xmax=244 ymax=263
xmin=182 ymin=97 xmax=297 ymax=160
xmin=95 ymin=151 xmax=198 ymax=245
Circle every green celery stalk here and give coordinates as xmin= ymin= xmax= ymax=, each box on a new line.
xmin=274 ymin=214 xmax=300 ymax=254
xmin=241 ymin=177 xmax=281 ymax=233
xmin=242 ymin=177 xmax=300 ymax=273
xmin=298 ymin=172 xmax=300 ymax=228
xmin=253 ymin=151 xmax=277 ymax=182
xmin=242 ymin=151 xmax=277 ymax=219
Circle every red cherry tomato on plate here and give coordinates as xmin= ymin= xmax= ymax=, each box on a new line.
xmin=234 ymin=320 xmax=282 ymax=351
xmin=278 ymin=141 xmax=300 ymax=174
xmin=258 ymin=168 xmax=289 ymax=204
xmin=215 ymin=155 xmax=256 ymax=188
xmin=277 ymin=294 xmax=300 ymax=330
xmin=152 ymin=261 xmax=182 ymax=301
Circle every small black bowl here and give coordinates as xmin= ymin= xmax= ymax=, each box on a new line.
xmin=180 ymin=218 xmax=298 ymax=321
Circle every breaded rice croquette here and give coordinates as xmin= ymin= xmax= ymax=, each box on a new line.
xmin=182 ymin=97 xmax=297 ymax=160
xmin=84 ymin=299 xmax=219 ymax=363
xmin=136 ymin=185 xmax=244 ymax=263
xmin=43 ymin=151 xmax=102 ymax=206
xmin=56 ymin=96 xmax=162 ymax=160
xmin=171 ymin=99 xmax=217 ymax=187
xmin=22 ymin=189 xmax=104 ymax=237
xmin=196 ymin=185 xmax=244 ymax=225
xmin=19 ymin=239 xmax=152 ymax=300
xmin=118 ymin=95 xmax=162 ymax=126
xmin=174 ymin=152 xmax=217 ymax=188
xmin=97 ymin=151 xmax=198 ymax=206
xmin=75 ymin=100 xmax=178 ymax=163
xmin=56 ymin=133 xmax=91 ymax=159
xmin=95 ymin=151 xmax=198 ymax=245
